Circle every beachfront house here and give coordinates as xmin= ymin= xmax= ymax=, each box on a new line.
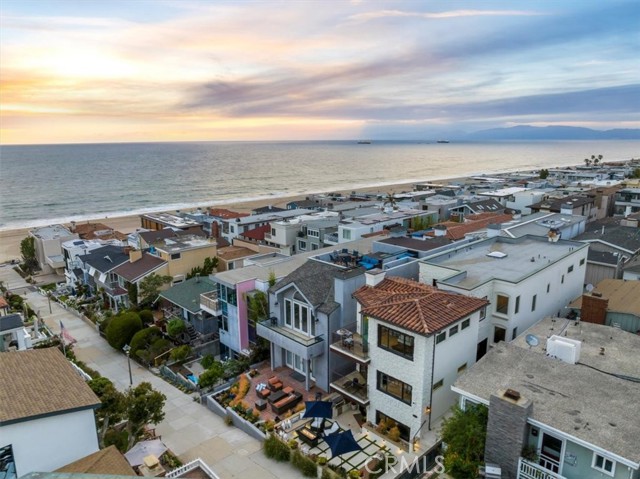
xmin=335 ymin=208 xmax=436 ymax=244
xmin=145 ymin=234 xmax=220 ymax=284
xmin=220 ymin=209 xmax=315 ymax=244
xmin=419 ymin=235 xmax=588 ymax=359
xmin=453 ymin=317 xmax=640 ymax=479
xmin=0 ymin=348 xmax=101 ymax=477
xmin=528 ymin=194 xmax=598 ymax=222
xmin=29 ymin=224 xmax=79 ymax=275
xmin=139 ymin=212 xmax=203 ymax=233
xmin=333 ymin=275 xmax=487 ymax=450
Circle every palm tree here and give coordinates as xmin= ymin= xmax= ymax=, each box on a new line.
xmin=584 ymin=158 xmax=591 ymax=167
xmin=383 ymin=191 xmax=398 ymax=210
xmin=594 ymin=154 xmax=603 ymax=166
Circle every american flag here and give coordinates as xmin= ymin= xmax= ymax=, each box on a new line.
xmin=59 ymin=320 xmax=77 ymax=345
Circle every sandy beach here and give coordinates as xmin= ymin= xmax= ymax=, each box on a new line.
xmin=0 ymin=179 xmax=428 ymax=264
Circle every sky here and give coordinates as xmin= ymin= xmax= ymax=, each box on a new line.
xmin=1 ymin=0 xmax=639 ymax=144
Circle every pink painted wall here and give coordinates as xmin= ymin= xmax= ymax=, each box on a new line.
xmin=237 ymin=279 xmax=256 ymax=352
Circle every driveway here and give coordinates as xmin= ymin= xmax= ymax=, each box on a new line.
xmin=21 ymin=285 xmax=303 ymax=479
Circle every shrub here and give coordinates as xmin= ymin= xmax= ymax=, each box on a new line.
xmin=198 ymin=361 xmax=225 ymax=389
xmin=224 ymin=415 xmax=233 ymax=426
xmin=129 ymin=327 xmax=162 ymax=358
xmin=388 ymin=426 xmax=400 ymax=442
xmin=106 ymin=312 xmax=142 ymax=350
xmin=291 ymin=449 xmax=318 ymax=478
xmin=170 ymin=345 xmax=192 ymax=362
xmin=321 ymin=467 xmax=338 ymax=479
xmin=317 ymin=456 xmax=328 ymax=466
xmin=348 ymin=470 xmax=360 ymax=479
xmin=201 ymin=354 xmax=216 ymax=369
xmin=264 ymin=434 xmax=290 ymax=462
xmin=229 ymin=375 xmax=250 ymax=407
xmin=139 ymin=309 xmax=154 ymax=325
xmin=288 ymin=439 xmax=298 ymax=450
xmin=104 ymin=428 xmax=128 ymax=453
xmin=166 ymin=319 xmax=186 ymax=338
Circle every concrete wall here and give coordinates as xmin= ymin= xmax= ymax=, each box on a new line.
xmin=162 ymin=244 xmax=218 ymax=278
xmin=1 ymin=409 xmax=99 ymax=477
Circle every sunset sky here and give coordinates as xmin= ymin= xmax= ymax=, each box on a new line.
xmin=1 ymin=0 xmax=638 ymax=144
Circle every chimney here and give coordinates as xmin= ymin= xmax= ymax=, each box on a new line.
xmin=365 ymin=269 xmax=386 ymax=287
xmin=129 ymin=249 xmax=143 ymax=263
xmin=560 ymin=202 xmax=574 ymax=215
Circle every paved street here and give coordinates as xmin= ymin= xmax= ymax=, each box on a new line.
xmin=1 ymin=266 xmax=302 ymax=479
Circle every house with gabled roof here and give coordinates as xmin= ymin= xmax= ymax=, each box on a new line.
xmin=0 ymin=348 xmax=101 ymax=477
xmin=159 ymin=276 xmax=219 ymax=338
xmin=77 ymin=245 xmax=130 ymax=309
xmin=339 ymin=274 xmax=488 ymax=449
xmin=112 ymin=250 xmax=168 ymax=309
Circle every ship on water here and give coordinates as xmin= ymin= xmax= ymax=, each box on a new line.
xmin=357 ymin=140 xmax=372 ymax=144
xmin=436 ymin=140 xmax=450 ymax=143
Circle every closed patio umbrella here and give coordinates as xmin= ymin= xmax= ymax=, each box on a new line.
xmin=324 ymin=430 xmax=362 ymax=458
xmin=124 ymin=439 xmax=168 ymax=466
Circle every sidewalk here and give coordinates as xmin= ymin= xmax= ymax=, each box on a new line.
xmin=19 ymin=282 xmax=303 ymax=479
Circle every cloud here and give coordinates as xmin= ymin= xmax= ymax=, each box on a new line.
xmin=347 ymin=9 xmax=544 ymax=24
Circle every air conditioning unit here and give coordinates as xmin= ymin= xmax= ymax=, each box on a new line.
xmin=479 ymin=463 xmax=502 ymax=478
xmin=546 ymin=335 xmax=581 ymax=364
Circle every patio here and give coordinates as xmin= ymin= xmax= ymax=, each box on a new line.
xmin=243 ymin=363 xmax=327 ymax=422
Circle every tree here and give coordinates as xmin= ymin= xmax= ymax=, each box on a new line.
xmin=129 ymin=326 xmax=163 ymax=359
xmin=127 ymin=282 xmax=138 ymax=305
xmin=89 ymin=377 xmax=125 ymax=448
xmin=584 ymin=158 xmax=591 ymax=167
xmin=539 ymin=168 xmax=549 ymax=179
xmin=383 ymin=191 xmax=398 ymax=210
xmin=247 ymin=291 xmax=268 ymax=324
xmin=106 ymin=312 xmax=143 ymax=350
xmin=139 ymin=309 xmax=154 ymax=326
xmin=20 ymin=236 xmax=39 ymax=275
xmin=198 ymin=361 xmax=225 ymax=389
xmin=170 ymin=344 xmax=191 ymax=362
xmin=166 ymin=318 xmax=186 ymax=338
xmin=186 ymin=257 xmax=219 ymax=279
xmin=440 ymin=404 xmax=488 ymax=478
xmin=138 ymin=273 xmax=172 ymax=306
xmin=124 ymin=382 xmax=166 ymax=450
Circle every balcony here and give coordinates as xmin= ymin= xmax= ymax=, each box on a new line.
xmin=330 ymin=323 xmax=369 ymax=363
xmin=200 ymin=291 xmax=221 ymax=316
xmin=323 ymin=233 xmax=339 ymax=245
xmin=518 ymin=458 xmax=566 ymax=479
xmin=329 ymin=370 xmax=369 ymax=405
xmin=256 ymin=318 xmax=324 ymax=359
xmin=104 ymin=281 xmax=128 ymax=297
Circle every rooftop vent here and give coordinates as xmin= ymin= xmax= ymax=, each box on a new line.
xmin=503 ymin=389 xmax=521 ymax=401
xmin=486 ymin=251 xmax=507 ymax=259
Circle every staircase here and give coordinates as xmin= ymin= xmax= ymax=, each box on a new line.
xmin=185 ymin=322 xmax=199 ymax=343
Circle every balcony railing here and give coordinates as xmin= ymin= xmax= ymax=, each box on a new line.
xmin=330 ymin=322 xmax=369 ymax=363
xmin=200 ymin=291 xmax=221 ymax=315
xmin=256 ymin=318 xmax=325 ymax=358
xmin=330 ymin=370 xmax=369 ymax=405
xmin=323 ymin=233 xmax=339 ymax=245
xmin=518 ymin=458 xmax=566 ymax=479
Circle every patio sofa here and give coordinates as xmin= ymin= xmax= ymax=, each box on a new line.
xmin=270 ymin=391 xmax=303 ymax=415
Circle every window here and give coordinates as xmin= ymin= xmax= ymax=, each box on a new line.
xmin=311 ymin=244 xmax=319 ymax=250
xmin=561 ymin=275 xmax=564 ymax=284
xmin=512 ymin=327 xmax=518 ymax=340
xmin=461 ymin=318 xmax=470 ymax=330
xmin=284 ymin=299 xmax=313 ymax=335
xmin=377 ymin=371 xmax=412 ymax=404
xmin=592 ymin=454 xmax=615 ymax=476
xmin=496 ymin=294 xmax=509 ymax=314
xmin=299 ymin=240 xmax=307 ymax=251
xmin=378 ymin=325 xmax=414 ymax=360
xmin=449 ymin=325 xmax=459 ymax=337
xmin=480 ymin=296 xmax=487 ymax=320
xmin=515 ymin=296 xmax=520 ymax=314
xmin=547 ymin=283 xmax=550 ymax=293
xmin=432 ymin=378 xmax=444 ymax=391
xmin=375 ymin=411 xmax=410 ymax=442
xmin=220 ymin=315 xmax=229 ymax=332
xmin=271 ymin=228 xmax=276 ymax=236
xmin=580 ymin=258 xmax=585 ymax=266
xmin=435 ymin=331 xmax=446 ymax=344
xmin=531 ymin=295 xmax=537 ymax=312
xmin=285 ymin=299 xmax=292 ymax=326
xmin=342 ymin=229 xmax=351 ymax=240
xmin=568 ymin=265 xmax=574 ymax=273
xmin=308 ymin=229 xmax=319 ymax=237
xmin=457 ymin=363 xmax=467 ymax=374
xmin=170 ymin=252 xmax=181 ymax=260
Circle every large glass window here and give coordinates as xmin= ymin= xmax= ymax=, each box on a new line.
xmin=378 ymin=325 xmax=414 ymax=360
xmin=285 ymin=299 xmax=292 ymax=326
xmin=375 ymin=411 xmax=410 ymax=442
xmin=377 ymin=371 xmax=412 ymax=405
xmin=496 ymin=294 xmax=509 ymax=314
xmin=284 ymin=299 xmax=312 ymax=335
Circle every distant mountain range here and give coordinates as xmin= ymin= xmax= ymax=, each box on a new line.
xmin=462 ymin=125 xmax=640 ymax=140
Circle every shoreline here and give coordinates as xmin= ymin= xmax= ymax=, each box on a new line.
xmin=0 ymin=158 xmax=628 ymax=264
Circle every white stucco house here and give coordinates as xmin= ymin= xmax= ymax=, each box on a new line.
xmin=0 ymin=348 xmax=101 ymax=477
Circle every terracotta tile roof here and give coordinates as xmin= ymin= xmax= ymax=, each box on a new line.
xmin=354 ymin=277 xmax=489 ymax=335
xmin=240 ymin=224 xmax=271 ymax=240
xmin=113 ymin=253 xmax=167 ymax=282
xmin=74 ymin=222 xmax=127 ymax=241
xmin=209 ymin=208 xmax=249 ymax=219
xmin=55 ymin=445 xmax=136 ymax=475
xmin=431 ymin=213 xmax=513 ymax=240
xmin=0 ymin=348 xmax=100 ymax=424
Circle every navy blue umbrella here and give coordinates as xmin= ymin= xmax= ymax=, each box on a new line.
xmin=324 ymin=430 xmax=362 ymax=458
xmin=303 ymin=401 xmax=333 ymax=419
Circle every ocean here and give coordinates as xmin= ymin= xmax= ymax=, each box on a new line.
xmin=1 ymin=140 xmax=638 ymax=231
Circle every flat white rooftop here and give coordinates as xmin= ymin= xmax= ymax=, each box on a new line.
xmin=30 ymin=224 xmax=74 ymax=240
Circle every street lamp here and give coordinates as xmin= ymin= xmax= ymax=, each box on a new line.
xmin=122 ymin=344 xmax=133 ymax=387
xmin=47 ymin=292 xmax=52 ymax=314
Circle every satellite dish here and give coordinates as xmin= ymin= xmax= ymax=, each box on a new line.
xmin=526 ymin=334 xmax=540 ymax=347
xmin=585 ymin=284 xmax=594 ymax=292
